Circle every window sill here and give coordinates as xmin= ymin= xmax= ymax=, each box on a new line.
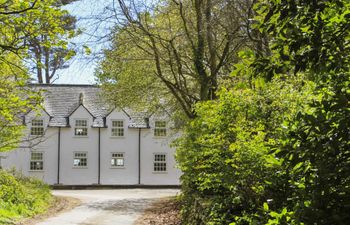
xmin=73 ymin=136 xmax=89 ymax=138
xmin=109 ymin=136 xmax=125 ymax=139
xmin=110 ymin=166 xmax=125 ymax=169
xmin=72 ymin=167 xmax=88 ymax=169
xmin=29 ymin=135 xmax=45 ymax=137
xmin=29 ymin=170 xmax=44 ymax=172
xmin=152 ymin=171 xmax=168 ymax=174
xmin=153 ymin=136 xmax=167 ymax=139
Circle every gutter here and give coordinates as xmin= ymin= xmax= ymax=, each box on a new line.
xmin=57 ymin=127 xmax=61 ymax=184
xmin=98 ymin=127 xmax=101 ymax=185
xmin=138 ymin=128 xmax=141 ymax=184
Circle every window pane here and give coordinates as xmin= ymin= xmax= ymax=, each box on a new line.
xmin=155 ymin=121 xmax=166 ymax=127
xmin=111 ymin=121 xmax=124 ymax=137
xmin=112 ymin=120 xmax=123 ymax=127
xmin=154 ymin=154 xmax=166 ymax=172
xmin=75 ymin=128 xmax=88 ymax=136
xmin=31 ymin=152 xmax=43 ymax=160
xmin=111 ymin=153 xmax=124 ymax=167
xmin=75 ymin=120 xmax=87 ymax=127
xmin=116 ymin=159 xmax=124 ymax=166
xmin=74 ymin=152 xmax=87 ymax=167
xmin=30 ymin=161 xmax=43 ymax=170
xmin=32 ymin=120 xmax=43 ymax=126
xmin=154 ymin=121 xmax=166 ymax=137
xmin=30 ymin=152 xmax=43 ymax=170
xmin=31 ymin=119 xmax=44 ymax=136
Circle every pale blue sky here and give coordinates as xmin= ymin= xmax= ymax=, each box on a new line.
xmin=54 ymin=0 xmax=116 ymax=84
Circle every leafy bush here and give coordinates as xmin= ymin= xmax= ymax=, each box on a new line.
xmin=176 ymin=0 xmax=350 ymax=224
xmin=176 ymin=73 xmax=312 ymax=224
xmin=0 ymin=170 xmax=52 ymax=224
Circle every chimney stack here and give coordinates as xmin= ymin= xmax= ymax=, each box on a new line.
xmin=79 ymin=93 xmax=83 ymax=105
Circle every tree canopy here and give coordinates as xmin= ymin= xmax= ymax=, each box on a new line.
xmin=0 ymin=0 xmax=77 ymax=152
xmin=175 ymin=0 xmax=350 ymax=224
xmin=97 ymin=0 xmax=267 ymax=118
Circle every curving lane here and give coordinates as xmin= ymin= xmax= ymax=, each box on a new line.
xmin=36 ymin=189 xmax=180 ymax=225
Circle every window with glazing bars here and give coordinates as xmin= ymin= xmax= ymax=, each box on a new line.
xmin=73 ymin=152 xmax=87 ymax=167
xmin=111 ymin=152 xmax=124 ymax=167
xmin=30 ymin=119 xmax=44 ymax=136
xmin=30 ymin=152 xmax=43 ymax=170
xmin=153 ymin=154 xmax=166 ymax=172
xmin=154 ymin=121 xmax=166 ymax=137
xmin=75 ymin=119 xmax=88 ymax=136
xmin=111 ymin=120 xmax=124 ymax=137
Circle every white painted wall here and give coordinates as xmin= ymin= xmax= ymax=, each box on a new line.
xmin=100 ymin=110 xmax=139 ymax=185
xmin=1 ymin=108 xmax=181 ymax=185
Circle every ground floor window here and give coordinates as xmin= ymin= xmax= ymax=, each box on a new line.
xmin=73 ymin=152 xmax=87 ymax=167
xmin=30 ymin=152 xmax=43 ymax=171
xmin=153 ymin=153 xmax=167 ymax=172
xmin=111 ymin=152 xmax=125 ymax=168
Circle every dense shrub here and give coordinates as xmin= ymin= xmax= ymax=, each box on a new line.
xmin=0 ymin=170 xmax=52 ymax=224
xmin=176 ymin=0 xmax=350 ymax=224
xmin=176 ymin=74 xmax=313 ymax=224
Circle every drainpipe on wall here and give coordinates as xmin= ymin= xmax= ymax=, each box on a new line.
xmin=57 ymin=127 xmax=61 ymax=184
xmin=98 ymin=127 xmax=101 ymax=185
xmin=138 ymin=128 xmax=141 ymax=185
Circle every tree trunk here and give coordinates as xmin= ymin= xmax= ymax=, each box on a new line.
xmin=44 ymin=36 xmax=50 ymax=84
xmin=34 ymin=48 xmax=43 ymax=83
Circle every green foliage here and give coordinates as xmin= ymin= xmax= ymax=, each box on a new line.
xmin=177 ymin=0 xmax=350 ymax=224
xmin=0 ymin=0 xmax=79 ymax=83
xmin=0 ymin=170 xmax=52 ymax=224
xmin=0 ymin=53 xmax=41 ymax=152
xmin=176 ymin=72 xmax=312 ymax=224
xmin=97 ymin=0 xmax=258 ymax=118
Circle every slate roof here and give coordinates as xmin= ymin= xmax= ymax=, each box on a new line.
xmin=30 ymin=84 xmax=149 ymax=128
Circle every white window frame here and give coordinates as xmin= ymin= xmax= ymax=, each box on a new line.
xmin=153 ymin=153 xmax=167 ymax=173
xmin=74 ymin=119 xmax=88 ymax=136
xmin=73 ymin=152 xmax=88 ymax=168
xmin=154 ymin=120 xmax=167 ymax=137
xmin=111 ymin=120 xmax=124 ymax=137
xmin=30 ymin=151 xmax=44 ymax=171
xmin=30 ymin=119 xmax=44 ymax=136
xmin=110 ymin=152 xmax=125 ymax=168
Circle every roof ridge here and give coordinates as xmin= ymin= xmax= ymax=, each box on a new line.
xmin=29 ymin=83 xmax=99 ymax=88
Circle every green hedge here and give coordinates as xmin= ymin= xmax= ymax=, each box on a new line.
xmin=0 ymin=170 xmax=52 ymax=224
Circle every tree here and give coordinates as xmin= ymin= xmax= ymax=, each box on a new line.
xmin=0 ymin=0 xmax=38 ymax=54
xmin=97 ymin=0 xmax=266 ymax=118
xmin=0 ymin=0 xmax=79 ymax=84
xmin=176 ymin=0 xmax=350 ymax=224
xmin=0 ymin=0 xmax=76 ymax=152
xmin=0 ymin=53 xmax=40 ymax=152
xmin=256 ymin=0 xmax=350 ymax=223
xmin=25 ymin=0 xmax=79 ymax=83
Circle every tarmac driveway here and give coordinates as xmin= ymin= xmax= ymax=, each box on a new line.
xmin=36 ymin=189 xmax=180 ymax=225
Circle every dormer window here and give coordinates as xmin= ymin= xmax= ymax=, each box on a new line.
xmin=30 ymin=119 xmax=44 ymax=136
xmin=111 ymin=120 xmax=124 ymax=137
xmin=154 ymin=120 xmax=166 ymax=137
xmin=75 ymin=119 xmax=88 ymax=136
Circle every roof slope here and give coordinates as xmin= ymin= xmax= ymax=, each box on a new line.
xmin=30 ymin=84 xmax=148 ymax=128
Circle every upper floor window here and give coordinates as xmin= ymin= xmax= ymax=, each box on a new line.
xmin=73 ymin=152 xmax=87 ymax=168
xmin=153 ymin=153 xmax=167 ymax=172
xmin=75 ymin=119 xmax=88 ymax=136
xmin=154 ymin=121 xmax=166 ymax=137
xmin=111 ymin=120 xmax=124 ymax=137
xmin=30 ymin=119 xmax=44 ymax=136
xmin=30 ymin=152 xmax=43 ymax=171
xmin=111 ymin=152 xmax=125 ymax=168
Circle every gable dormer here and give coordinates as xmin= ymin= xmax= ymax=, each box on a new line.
xmin=25 ymin=108 xmax=51 ymax=136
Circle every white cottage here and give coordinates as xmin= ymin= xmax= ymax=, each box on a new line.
xmin=0 ymin=84 xmax=181 ymax=186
